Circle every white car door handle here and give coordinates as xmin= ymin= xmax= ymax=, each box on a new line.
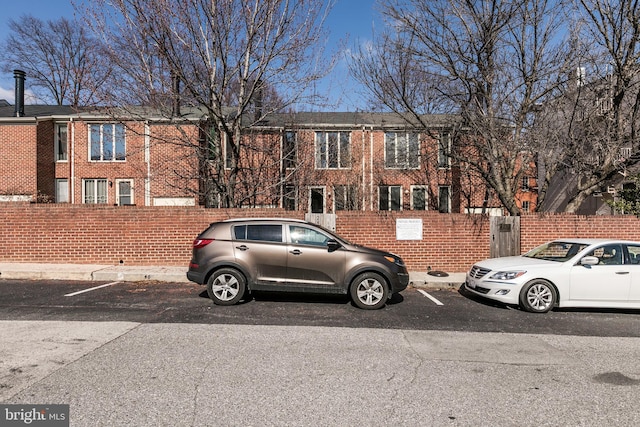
xmin=615 ymin=271 xmax=630 ymax=275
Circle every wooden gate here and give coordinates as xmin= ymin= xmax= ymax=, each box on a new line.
xmin=490 ymin=216 xmax=520 ymax=258
xmin=305 ymin=213 xmax=336 ymax=232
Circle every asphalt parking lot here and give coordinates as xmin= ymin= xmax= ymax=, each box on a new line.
xmin=1 ymin=279 xmax=639 ymax=426
xmin=0 ymin=279 xmax=638 ymax=336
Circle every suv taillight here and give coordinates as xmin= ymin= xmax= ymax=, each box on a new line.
xmin=193 ymin=238 xmax=213 ymax=249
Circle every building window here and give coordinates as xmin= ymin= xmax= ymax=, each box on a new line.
xmin=55 ymin=179 xmax=69 ymax=203
xmin=283 ymin=185 xmax=297 ymax=210
xmin=283 ymin=131 xmax=297 ymax=169
xmin=315 ymin=131 xmax=351 ymax=169
xmin=224 ymin=135 xmax=233 ymax=169
xmin=438 ymin=133 xmax=451 ymax=169
xmin=438 ymin=186 xmax=451 ymax=213
xmin=521 ymin=176 xmax=531 ymax=191
xmin=116 ymin=179 xmax=134 ymax=205
xmin=522 ymin=200 xmax=530 ymax=212
xmin=385 ymin=132 xmax=419 ymax=169
xmin=90 ymin=124 xmax=125 ymax=161
xmin=310 ymin=187 xmax=325 ymax=213
xmin=83 ymin=179 xmax=108 ymax=204
xmin=334 ymin=185 xmax=359 ymax=211
xmin=411 ymin=186 xmax=428 ymax=210
xmin=55 ymin=123 xmax=68 ymax=161
xmin=379 ymin=185 xmax=402 ymax=211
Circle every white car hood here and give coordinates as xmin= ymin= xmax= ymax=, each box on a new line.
xmin=473 ymin=255 xmax=563 ymax=271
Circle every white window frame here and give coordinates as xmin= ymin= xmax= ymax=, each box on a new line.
xmin=438 ymin=133 xmax=451 ymax=169
xmin=223 ymin=133 xmax=233 ymax=170
xmin=379 ymin=185 xmax=402 ymax=211
xmin=384 ymin=132 xmax=420 ymax=169
xmin=55 ymin=123 xmax=68 ymax=162
xmin=116 ymin=179 xmax=134 ymax=206
xmin=333 ymin=184 xmax=359 ymax=211
xmin=82 ymin=178 xmax=108 ymax=204
xmin=283 ymin=131 xmax=297 ymax=169
xmin=411 ymin=185 xmax=428 ymax=210
xmin=55 ymin=178 xmax=69 ymax=203
xmin=283 ymin=184 xmax=297 ymax=210
xmin=438 ymin=185 xmax=451 ymax=213
xmin=315 ymin=131 xmax=351 ymax=169
xmin=89 ymin=123 xmax=126 ymax=162
xmin=309 ymin=186 xmax=326 ymax=213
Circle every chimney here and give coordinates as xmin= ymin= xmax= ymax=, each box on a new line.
xmin=254 ymin=79 xmax=263 ymax=122
xmin=13 ymin=69 xmax=26 ymax=117
xmin=171 ymin=71 xmax=181 ymax=117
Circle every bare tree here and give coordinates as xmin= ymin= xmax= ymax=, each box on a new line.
xmin=0 ymin=15 xmax=105 ymax=106
xmin=350 ymin=0 xmax=575 ymax=215
xmin=83 ymin=0 xmax=333 ymax=207
xmin=538 ymin=0 xmax=640 ymax=212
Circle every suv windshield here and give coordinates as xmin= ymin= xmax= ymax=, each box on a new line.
xmin=523 ymin=241 xmax=589 ymax=262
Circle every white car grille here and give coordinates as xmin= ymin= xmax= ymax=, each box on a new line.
xmin=469 ymin=265 xmax=491 ymax=279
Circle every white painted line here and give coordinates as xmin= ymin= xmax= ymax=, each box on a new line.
xmin=417 ymin=289 xmax=444 ymax=306
xmin=64 ymin=281 xmax=121 ymax=297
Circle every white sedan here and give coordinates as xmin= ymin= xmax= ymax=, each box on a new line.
xmin=465 ymin=239 xmax=640 ymax=313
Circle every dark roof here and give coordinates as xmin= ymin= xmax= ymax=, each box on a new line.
xmin=0 ymin=102 xmax=460 ymax=129
xmin=259 ymin=111 xmax=460 ymax=128
xmin=0 ymin=104 xmax=78 ymax=118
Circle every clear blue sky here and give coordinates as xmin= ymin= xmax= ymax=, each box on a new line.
xmin=0 ymin=0 xmax=378 ymax=111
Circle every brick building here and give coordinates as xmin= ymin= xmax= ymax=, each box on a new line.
xmin=0 ymin=72 xmax=535 ymax=213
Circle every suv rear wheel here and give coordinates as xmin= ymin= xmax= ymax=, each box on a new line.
xmin=350 ymin=272 xmax=388 ymax=310
xmin=207 ymin=268 xmax=246 ymax=306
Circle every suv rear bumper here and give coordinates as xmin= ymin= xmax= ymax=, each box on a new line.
xmin=187 ymin=270 xmax=204 ymax=285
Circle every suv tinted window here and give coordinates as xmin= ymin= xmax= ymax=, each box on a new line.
xmin=234 ymin=224 xmax=283 ymax=242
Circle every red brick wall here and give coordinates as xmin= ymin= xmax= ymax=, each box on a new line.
xmin=0 ymin=122 xmax=38 ymax=197
xmin=520 ymin=213 xmax=640 ymax=251
xmin=1 ymin=204 xmax=639 ymax=271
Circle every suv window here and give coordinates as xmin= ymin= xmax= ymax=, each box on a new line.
xmin=289 ymin=225 xmax=330 ymax=246
xmin=233 ymin=224 xmax=283 ymax=242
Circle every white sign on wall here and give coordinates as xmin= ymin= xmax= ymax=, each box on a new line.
xmin=396 ymin=218 xmax=423 ymax=240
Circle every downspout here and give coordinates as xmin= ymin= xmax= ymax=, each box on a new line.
xmin=70 ymin=117 xmax=75 ymax=204
xmin=361 ymin=126 xmax=366 ymax=211
xmin=369 ymin=126 xmax=374 ymax=211
xmin=145 ymin=121 xmax=151 ymax=206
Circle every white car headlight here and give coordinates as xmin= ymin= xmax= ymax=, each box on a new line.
xmin=489 ymin=271 xmax=526 ymax=280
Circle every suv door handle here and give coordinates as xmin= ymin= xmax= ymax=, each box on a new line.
xmin=615 ymin=271 xmax=629 ymax=275
xmin=236 ymin=245 xmax=249 ymax=251
xmin=290 ymin=249 xmax=302 ymax=255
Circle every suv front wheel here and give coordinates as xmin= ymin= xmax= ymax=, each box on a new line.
xmin=207 ymin=268 xmax=246 ymax=306
xmin=350 ymin=272 xmax=389 ymax=310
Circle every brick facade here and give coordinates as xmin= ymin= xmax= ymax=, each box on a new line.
xmin=0 ymin=119 xmax=38 ymax=199
xmin=1 ymin=107 xmax=527 ymax=213
xmin=1 ymin=204 xmax=638 ymax=272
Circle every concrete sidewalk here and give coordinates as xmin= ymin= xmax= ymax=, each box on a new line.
xmin=0 ymin=262 xmax=466 ymax=289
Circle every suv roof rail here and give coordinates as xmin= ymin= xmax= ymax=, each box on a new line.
xmin=221 ymin=217 xmax=307 ymax=223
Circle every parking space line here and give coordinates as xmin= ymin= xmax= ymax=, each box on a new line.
xmin=417 ymin=289 xmax=444 ymax=306
xmin=64 ymin=281 xmax=121 ymax=297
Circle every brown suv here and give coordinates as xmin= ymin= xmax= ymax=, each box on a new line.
xmin=187 ymin=218 xmax=409 ymax=309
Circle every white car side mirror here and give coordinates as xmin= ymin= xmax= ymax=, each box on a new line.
xmin=580 ymin=256 xmax=600 ymax=266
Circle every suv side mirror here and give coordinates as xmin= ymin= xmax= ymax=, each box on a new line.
xmin=580 ymin=256 xmax=599 ymax=266
xmin=327 ymin=239 xmax=341 ymax=252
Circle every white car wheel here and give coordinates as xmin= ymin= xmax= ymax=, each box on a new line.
xmin=520 ymin=279 xmax=556 ymax=313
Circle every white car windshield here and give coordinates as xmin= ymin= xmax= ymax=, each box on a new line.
xmin=523 ymin=241 xmax=589 ymax=262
